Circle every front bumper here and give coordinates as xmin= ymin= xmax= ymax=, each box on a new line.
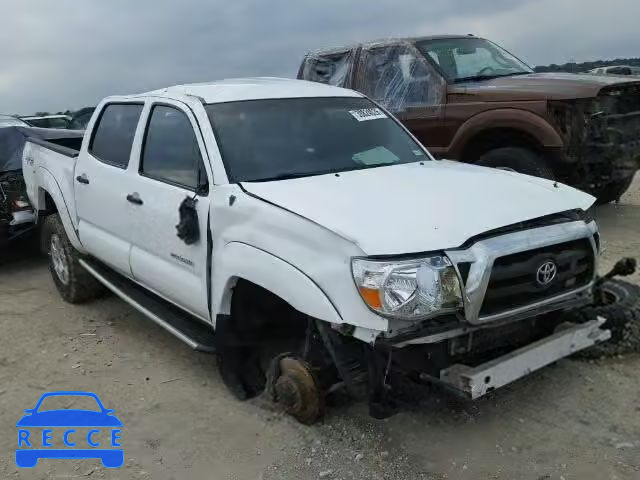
xmin=439 ymin=317 xmax=610 ymax=399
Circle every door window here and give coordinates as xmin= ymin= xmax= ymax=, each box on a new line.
xmin=140 ymin=105 xmax=206 ymax=192
xmin=359 ymin=45 xmax=443 ymax=113
xmin=89 ymin=103 xmax=143 ymax=168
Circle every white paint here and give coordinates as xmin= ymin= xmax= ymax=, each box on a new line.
xmin=23 ymin=77 xmax=596 ymax=348
xmin=142 ymin=77 xmax=362 ymax=104
xmin=242 ymin=160 xmax=595 ymax=255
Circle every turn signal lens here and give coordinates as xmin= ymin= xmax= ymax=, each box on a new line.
xmin=358 ymin=287 xmax=382 ymax=309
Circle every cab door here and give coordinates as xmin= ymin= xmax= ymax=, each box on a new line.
xmin=74 ymin=102 xmax=145 ymax=276
xmin=354 ymin=43 xmax=447 ymax=153
xmin=127 ymin=101 xmax=212 ymax=320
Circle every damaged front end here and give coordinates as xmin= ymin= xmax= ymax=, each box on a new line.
xmin=0 ymin=170 xmax=36 ymax=246
xmin=549 ymin=83 xmax=640 ymax=198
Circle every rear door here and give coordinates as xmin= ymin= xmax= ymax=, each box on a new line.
xmin=74 ymin=102 xmax=144 ymax=275
xmin=127 ymin=100 xmax=212 ymax=320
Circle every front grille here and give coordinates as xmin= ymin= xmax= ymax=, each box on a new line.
xmin=480 ymin=239 xmax=595 ymax=316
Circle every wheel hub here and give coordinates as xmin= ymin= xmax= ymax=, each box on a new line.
xmin=50 ymin=234 xmax=69 ymax=285
xmin=273 ymin=357 xmax=322 ymax=424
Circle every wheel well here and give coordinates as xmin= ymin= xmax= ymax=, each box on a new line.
xmin=39 ymin=189 xmax=58 ymax=215
xmin=229 ymin=278 xmax=307 ymax=335
xmin=461 ymin=128 xmax=544 ymax=163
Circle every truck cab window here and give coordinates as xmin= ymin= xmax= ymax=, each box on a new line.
xmin=89 ymin=103 xmax=143 ymax=168
xmin=140 ymin=105 xmax=205 ymax=191
xmin=300 ymin=51 xmax=354 ymax=87
xmin=359 ymin=45 xmax=441 ymax=113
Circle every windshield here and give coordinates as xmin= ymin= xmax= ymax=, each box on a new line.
xmin=206 ymin=97 xmax=431 ymax=182
xmin=416 ymin=37 xmax=533 ymax=83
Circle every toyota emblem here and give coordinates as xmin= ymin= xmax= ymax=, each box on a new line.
xmin=536 ymin=260 xmax=557 ymax=286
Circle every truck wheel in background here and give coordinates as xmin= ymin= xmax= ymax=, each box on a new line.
xmin=590 ymin=176 xmax=635 ymax=205
xmin=567 ymin=279 xmax=640 ymax=359
xmin=41 ymin=214 xmax=105 ymax=303
xmin=475 ymin=147 xmax=555 ymax=180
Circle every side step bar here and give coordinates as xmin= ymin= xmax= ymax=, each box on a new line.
xmin=79 ymin=259 xmax=216 ymax=353
xmin=439 ymin=318 xmax=610 ymax=399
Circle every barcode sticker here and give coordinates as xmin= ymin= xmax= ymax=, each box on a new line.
xmin=348 ymin=108 xmax=387 ymax=122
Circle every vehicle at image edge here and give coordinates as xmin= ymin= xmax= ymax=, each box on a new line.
xmin=0 ymin=125 xmax=83 ymax=247
xmin=0 ymin=115 xmax=30 ymax=128
xmin=23 ymin=77 xmax=610 ymax=423
xmin=298 ymin=35 xmax=640 ymax=204
xmin=20 ymin=115 xmax=73 ymax=130
xmin=588 ymin=65 xmax=640 ymax=77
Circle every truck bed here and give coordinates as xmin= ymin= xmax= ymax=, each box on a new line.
xmin=22 ymin=130 xmax=86 ymax=240
xmin=26 ymin=131 xmax=83 ymax=158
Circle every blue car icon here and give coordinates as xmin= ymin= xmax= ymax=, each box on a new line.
xmin=16 ymin=391 xmax=123 ymax=468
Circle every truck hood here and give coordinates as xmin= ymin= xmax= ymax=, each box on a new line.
xmin=451 ymin=72 xmax=640 ymax=101
xmin=241 ymin=161 xmax=595 ymax=255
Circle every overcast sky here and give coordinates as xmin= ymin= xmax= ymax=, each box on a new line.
xmin=1 ymin=0 xmax=638 ymax=114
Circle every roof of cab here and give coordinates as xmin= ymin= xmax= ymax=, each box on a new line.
xmin=305 ymin=35 xmax=476 ymax=56
xmin=124 ymin=77 xmax=362 ymax=104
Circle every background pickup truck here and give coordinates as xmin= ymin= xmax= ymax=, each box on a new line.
xmin=298 ymin=35 xmax=640 ymax=204
xmin=23 ymin=77 xmax=609 ymax=423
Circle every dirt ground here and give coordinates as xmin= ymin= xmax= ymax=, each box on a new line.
xmin=1 ymin=176 xmax=639 ymax=480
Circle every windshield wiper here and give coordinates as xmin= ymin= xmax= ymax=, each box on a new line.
xmin=245 ymin=170 xmax=336 ymax=183
xmin=244 ymin=163 xmax=406 ymax=183
xmin=454 ymin=72 xmax=531 ymax=83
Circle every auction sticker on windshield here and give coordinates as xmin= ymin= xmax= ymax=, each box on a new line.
xmin=348 ymin=108 xmax=387 ymax=122
xmin=15 ymin=391 xmax=123 ymax=469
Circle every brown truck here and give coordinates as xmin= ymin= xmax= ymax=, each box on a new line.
xmin=298 ymin=35 xmax=640 ymax=203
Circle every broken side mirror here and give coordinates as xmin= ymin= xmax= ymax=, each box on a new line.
xmin=176 ymin=196 xmax=200 ymax=245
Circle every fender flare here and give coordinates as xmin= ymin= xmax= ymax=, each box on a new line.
xmin=448 ymin=108 xmax=564 ymax=159
xmin=212 ymin=242 xmax=342 ymax=325
xmin=35 ymin=168 xmax=85 ymax=252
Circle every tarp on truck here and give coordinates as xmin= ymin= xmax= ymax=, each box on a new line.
xmin=0 ymin=126 xmax=82 ymax=173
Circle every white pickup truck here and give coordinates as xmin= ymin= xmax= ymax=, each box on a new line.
xmin=23 ymin=77 xmax=610 ymax=423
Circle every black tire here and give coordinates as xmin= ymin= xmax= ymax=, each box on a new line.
xmin=591 ymin=177 xmax=635 ymax=205
xmin=41 ymin=214 xmax=105 ymax=304
xmin=566 ymin=279 xmax=640 ymax=359
xmin=476 ymin=147 xmax=555 ymax=180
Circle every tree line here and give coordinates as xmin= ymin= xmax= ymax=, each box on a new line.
xmin=534 ymin=57 xmax=640 ymax=73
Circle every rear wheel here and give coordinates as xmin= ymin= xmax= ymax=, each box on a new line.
xmin=41 ymin=214 xmax=105 ymax=303
xmin=476 ymin=147 xmax=555 ymax=180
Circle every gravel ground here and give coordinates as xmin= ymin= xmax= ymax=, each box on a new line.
xmin=1 ymin=176 xmax=639 ymax=480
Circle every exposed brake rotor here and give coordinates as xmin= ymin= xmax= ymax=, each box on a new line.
xmin=273 ymin=357 xmax=323 ymax=425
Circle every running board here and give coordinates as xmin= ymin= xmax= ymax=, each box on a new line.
xmin=79 ymin=259 xmax=216 ymax=353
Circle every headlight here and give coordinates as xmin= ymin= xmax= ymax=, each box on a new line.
xmin=351 ymin=255 xmax=463 ymax=320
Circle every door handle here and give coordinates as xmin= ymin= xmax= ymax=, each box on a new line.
xmin=75 ymin=174 xmax=90 ymax=185
xmin=126 ymin=193 xmax=143 ymax=205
